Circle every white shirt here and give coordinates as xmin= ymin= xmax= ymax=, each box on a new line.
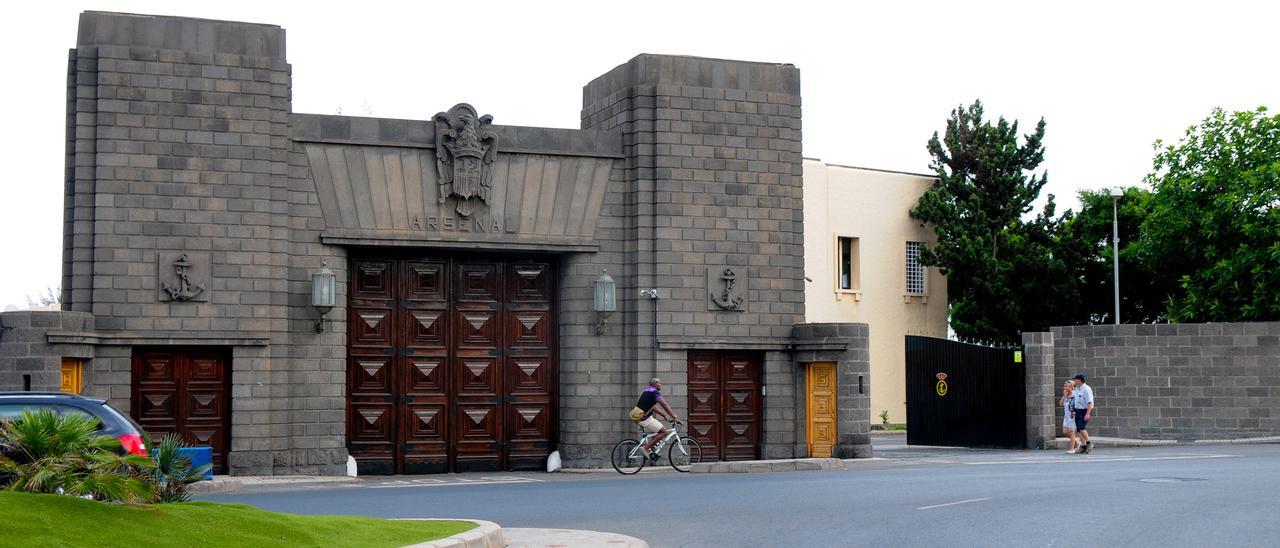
xmin=1072 ymin=383 xmax=1094 ymax=410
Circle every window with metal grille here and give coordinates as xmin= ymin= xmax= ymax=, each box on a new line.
xmin=905 ymin=241 xmax=926 ymax=295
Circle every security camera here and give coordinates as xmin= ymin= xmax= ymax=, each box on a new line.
xmin=639 ymin=289 xmax=660 ymax=299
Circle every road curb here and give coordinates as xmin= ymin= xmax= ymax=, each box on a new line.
xmin=690 ymin=457 xmax=847 ymax=473
xmin=399 ymin=519 xmax=503 ymax=548
xmin=188 ymin=475 xmax=359 ymax=495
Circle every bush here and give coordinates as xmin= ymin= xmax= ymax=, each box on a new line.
xmin=0 ymin=408 xmax=155 ymax=503
xmin=147 ymin=432 xmax=212 ymax=503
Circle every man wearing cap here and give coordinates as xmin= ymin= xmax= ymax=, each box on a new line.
xmin=1070 ymin=373 xmax=1095 ymax=454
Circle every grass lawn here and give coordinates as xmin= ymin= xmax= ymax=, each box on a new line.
xmin=0 ymin=491 xmax=475 ymax=548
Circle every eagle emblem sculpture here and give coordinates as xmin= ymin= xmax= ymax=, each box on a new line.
xmin=433 ymin=103 xmax=498 ymax=217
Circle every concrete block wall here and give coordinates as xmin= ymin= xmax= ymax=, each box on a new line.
xmin=556 ymin=167 xmax=630 ymax=466
xmin=573 ymin=54 xmax=806 ymax=464
xmin=58 ymin=12 xmax=344 ymax=474
xmin=282 ymin=140 xmax=349 ymax=474
xmin=1027 ymin=323 xmax=1280 ymax=440
xmin=1022 ymin=331 xmax=1056 ymax=448
xmin=0 ymin=311 xmax=96 ymax=391
xmin=792 ymin=323 xmax=872 ymax=459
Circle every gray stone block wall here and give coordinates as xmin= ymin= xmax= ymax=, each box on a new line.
xmin=58 ymin=12 xmax=344 ymax=474
xmin=792 ymin=323 xmax=872 ymax=458
xmin=0 ymin=311 xmax=96 ymax=391
xmin=1022 ymin=331 xmax=1055 ymax=448
xmin=282 ymin=140 xmax=349 ymax=474
xmin=1035 ymin=322 xmax=1280 ymax=440
xmin=567 ymin=54 xmax=806 ymax=465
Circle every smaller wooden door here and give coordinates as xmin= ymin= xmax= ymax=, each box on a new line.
xmin=687 ymin=351 xmax=762 ymax=461
xmin=131 ymin=348 xmax=232 ymax=473
xmin=806 ymin=362 xmax=837 ymax=458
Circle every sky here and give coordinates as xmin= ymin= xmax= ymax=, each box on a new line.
xmin=1 ymin=0 xmax=1276 ymax=309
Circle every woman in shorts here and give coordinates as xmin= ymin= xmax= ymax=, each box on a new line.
xmin=1061 ymin=380 xmax=1077 ymax=453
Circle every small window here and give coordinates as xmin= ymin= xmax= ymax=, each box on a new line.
xmin=836 ymin=236 xmax=860 ymax=291
xmin=906 ymin=241 xmax=926 ymax=295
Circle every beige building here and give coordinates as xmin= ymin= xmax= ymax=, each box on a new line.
xmin=803 ymin=159 xmax=949 ymax=424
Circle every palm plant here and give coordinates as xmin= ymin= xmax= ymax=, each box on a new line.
xmin=0 ymin=408 xmax=155 ymax=503
xmin=147 ymin=432 xmax=212 ymax=502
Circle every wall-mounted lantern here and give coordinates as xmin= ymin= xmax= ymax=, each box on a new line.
xmin=593 ymin=269 xmax=616 ymax=335
xmin=312 ymin=261 xmax=337 ymax=333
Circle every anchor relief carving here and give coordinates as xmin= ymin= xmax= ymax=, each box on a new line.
xmin=709 ymin=267 xmax=747 ymax=311
xmin=158 ymin=252 xmax=209 ymax=302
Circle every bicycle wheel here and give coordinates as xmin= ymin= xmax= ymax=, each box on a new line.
xmin=667 ymin=435 xmax=702 ymax=472
xmin=611 ymin=439 xmax=647 ymax=475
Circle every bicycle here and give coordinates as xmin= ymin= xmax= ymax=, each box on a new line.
xmin=611 ymin=420 xmax=703 ymax=474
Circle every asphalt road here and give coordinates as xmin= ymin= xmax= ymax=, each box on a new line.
xmin=200 ymin=436 xmax=1280 ymax=547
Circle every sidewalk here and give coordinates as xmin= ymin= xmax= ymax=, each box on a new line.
xmin=1046 ymin=434 xmax=1280 ymax=449
xmin=559 ymin=456 xmax=847 ymax=474
xmin=401 ymin=520 xmax=648 ymax=548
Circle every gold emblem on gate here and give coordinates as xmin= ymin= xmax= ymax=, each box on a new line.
xmin=935 ymin=372 xmax=948 ymax=397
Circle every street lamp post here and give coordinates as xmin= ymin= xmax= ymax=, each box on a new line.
xmin=1111 ymin=187 xmax=1124 ymax=325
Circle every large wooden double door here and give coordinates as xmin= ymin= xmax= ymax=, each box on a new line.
xmin=131 ymin=348 xmax=232 ymax=473
xmin=347 ymin=255 xmax=557 ymax=474
xmin=687 ymin=351 xmax=762 ymax=461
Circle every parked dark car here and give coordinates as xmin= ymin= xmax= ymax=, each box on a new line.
xmin=0 ymin=392 xmax=148 ymax=456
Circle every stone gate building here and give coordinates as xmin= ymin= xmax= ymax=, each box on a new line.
xmin=0 ymin=11 xmax=870 ymax=475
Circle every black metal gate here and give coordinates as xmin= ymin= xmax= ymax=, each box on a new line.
xmin=905 ymin=336 xmax=1026 ymax=449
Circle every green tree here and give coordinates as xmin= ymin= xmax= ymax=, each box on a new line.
xmin=1136 ymin=107 xmax=1280 ymax=321
xmin=911 ymin=100 xmax=1053 ymax=344
xmin=1056 ymin=187 xmax=1171 ymax=324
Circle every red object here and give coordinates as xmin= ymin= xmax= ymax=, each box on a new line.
xmin=118 ymin=433 xmax=147 ymax=456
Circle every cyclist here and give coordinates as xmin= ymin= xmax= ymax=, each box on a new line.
xmin=634 ymin=377 xmax=680 ymax=460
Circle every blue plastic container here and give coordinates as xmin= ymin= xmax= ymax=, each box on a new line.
xmin=153 ymin=446 xmax=214 ymax=481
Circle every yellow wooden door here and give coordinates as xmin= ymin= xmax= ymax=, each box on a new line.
xmin=60 ymin=358 xmax=83 ymax=394
xmin=806 ymin=362 xmax=837 ymax=457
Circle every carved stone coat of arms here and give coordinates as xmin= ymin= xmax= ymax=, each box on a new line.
xmin=434 ymin=103 xmax=498 ymax=217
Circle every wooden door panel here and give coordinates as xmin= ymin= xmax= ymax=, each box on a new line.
xmin=807 ymin=362 xmax=837 ymax=457
xmin=348 ymin=255 xmax=556 ymax=474
xmin=687 ymin=352 xmax=761 ymax=461
xmin=137 ymin=353 xmax=178 ymax=383
xmin=135 ymin=390 xmax=179 ymax=428
xmin=509 ymin=263 xmax=552 ymax=302
xmin=456 ymin=310 xmax=500 ymax=349
xmin=404 ymin=261 xmax=447 ymax=302
xmin=405 ymin=310 xmax=447 ymax=347
xmin=507 ymin=358 xmax=550 ymax=395
xmin=132 ymin=349 xmax=230 ymax=473
xmin=456 ymin=263 xmax=500 ymax=302
xmin=687 ymin=351 xmax=722 ymax=458
xmin=721 ymin=354 xmax=761 ymax=460
xmin=454 ymin=404 xmax=501 ymax=472
xmin=351 ymin=309 xmax=394 ymax=347
xmin=456 ymin=358 xmax=499 ymax=396
xmin=352 ymin=260 xmax=394 ymax=299
xmin=347 ymin=258 xmax=400 ymax=474
xmin=404 ymin=357 xmax=446 ymax=395
xmin=508 ymin=310 xmax=552 ymax=349
xmin=505 ymin=402 xmax=552 ymax=471
xmin=400 ymin=404 xmax=448 ymax=474
xmin=351 ymin=357 xmax=394 ymax=395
